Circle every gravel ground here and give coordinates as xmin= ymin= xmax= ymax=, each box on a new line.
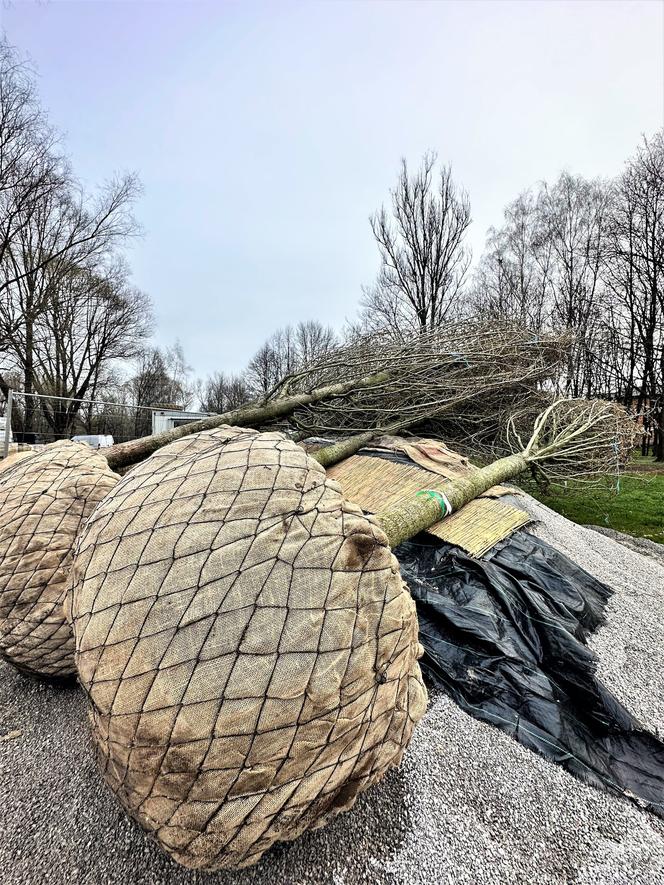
xmin=2 ymin=494 xmax=664 ymax=885
xmin=586 ymin=525 xmax=664 ymax=570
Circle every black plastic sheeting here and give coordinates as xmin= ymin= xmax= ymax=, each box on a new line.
xmin=396 ymin=530 xmax=664 ymax=816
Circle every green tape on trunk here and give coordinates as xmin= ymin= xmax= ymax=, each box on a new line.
xmin=415 ymin=489 xmax=453 ymax=518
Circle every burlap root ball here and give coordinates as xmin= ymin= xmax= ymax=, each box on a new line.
xmin=68 ymin=426 xmax=427 ymax=870
xmin=0 ymin=440 xmax=119 ymax=678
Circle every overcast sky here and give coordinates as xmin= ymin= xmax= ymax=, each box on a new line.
xmin=2 ymin=0 xmax=664 ymax=378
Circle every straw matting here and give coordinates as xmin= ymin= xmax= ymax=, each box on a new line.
xmin=426 ymin=497 xmax=530 ymax=556
xmin=327 ymin=451 xmax=530 ymax=558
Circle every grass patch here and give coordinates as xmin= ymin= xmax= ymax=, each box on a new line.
xmin=527 ymin=472 xmax=664 ymax=544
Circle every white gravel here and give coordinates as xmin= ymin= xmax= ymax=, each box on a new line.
xmin=1 ymin=493 xmax=664 ymax=885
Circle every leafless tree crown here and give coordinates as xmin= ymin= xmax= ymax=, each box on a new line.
xmin=359 ymin=152 xmax=471 ymax=338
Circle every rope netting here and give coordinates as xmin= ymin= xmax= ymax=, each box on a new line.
xmin=0 ymin=441 xmax=119 ymax=677
xmin=68 ymin=426 xmax=427 ymax=870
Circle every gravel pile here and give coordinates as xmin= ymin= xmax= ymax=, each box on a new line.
xmin=1 ymin=494 xmax=664 ymax=884
xmin=586 ymin=525 xmax=664 ymax=570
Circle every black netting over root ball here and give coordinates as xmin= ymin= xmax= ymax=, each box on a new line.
xmin=0 ymin=441 xmax=119 ymax=678
xmin=68 ymin=426 xmax=427 ymax=870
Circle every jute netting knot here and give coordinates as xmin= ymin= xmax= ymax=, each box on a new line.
xmin=68 ymin=426 xmax=427 ymax=870
xmin=0 ymin=441 xmax=119 ymax=678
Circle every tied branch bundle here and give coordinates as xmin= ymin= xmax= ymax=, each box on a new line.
xmin=284 ymin=323 xmax=568 ymax=444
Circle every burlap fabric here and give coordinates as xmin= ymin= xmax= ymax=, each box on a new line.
xmin=68 ymin=426 xmax=427 ymax=870
xmin=0 ymin=441 xmax=119 ymax=678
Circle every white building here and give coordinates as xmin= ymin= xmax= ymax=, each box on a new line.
xmin=151 ymin=408 xmax=215 ymax=435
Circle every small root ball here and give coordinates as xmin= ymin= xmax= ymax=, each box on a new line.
xmin=0 ymin=441 xmax=119 ymax=678
xmin=68 ymin=427 xmax=427 ymax=870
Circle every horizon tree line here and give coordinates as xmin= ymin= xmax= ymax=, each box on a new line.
xmin=468 ymin=135 xmax=664 ymax=458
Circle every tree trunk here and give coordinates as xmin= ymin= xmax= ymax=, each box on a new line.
xmin=105 ymin=371 xmax=390 ymax=470
xmin=311 ymin=431 xmax=378 ymax=469
xmin=655 ymin=403 xmax=664 ymax=462
xmin=311 ymin=433 xmax=529 ymax=547
xmin=24 ymin=317 xmax=35 ymax=434
xmin=375 ymin=453 xmax=528 ymax=548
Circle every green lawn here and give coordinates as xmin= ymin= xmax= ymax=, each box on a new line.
xmin=527 ymin=470 xmax=664 ymax=544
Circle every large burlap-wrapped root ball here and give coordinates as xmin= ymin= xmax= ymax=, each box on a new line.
xmin=0 ymin=441 xmax=119 ymax=678
xmin=68 ymin=426 xmax=427 ymax=870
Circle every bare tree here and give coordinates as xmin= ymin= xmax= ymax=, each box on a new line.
xmin=538 ymin=172 xmax=611 ymax=396
xmin=471 ymin=172 xmax=612 ymax=398
xmin=200 ymin=371 xmax=250 ymax=413
xmin=162 ymin=340 xmax=195 ymax=409
xmin=359 ymin=152 xmax=471 ymax=338
xmin=0 ymin=41 xmax=139 ymax=302
xmin=22 ymin=264 xmax=151 ymax=435
xmin=129 ymin=348 xmax=171 ymax=405
xmin=0 ymin=178 xmax=141 ymax=427
xmin=605 ymin=132 xmax=664 ymax=458
xmin=294 ymin=320 xmax=336 ymax=365
xmin=246 ymin=321 xmax=338 ymax=395
xmin=122 ymin=347 xmax=176 ymax=436
xmin=246 ymin=340 xmax=279 ymax=396
xmin=470 ymin=190 xmax=553 ymax=330
xmin=0 ymin=39 xmax=143 ymax=432
xmin=0 ymin=40 xmax=64 ymax=299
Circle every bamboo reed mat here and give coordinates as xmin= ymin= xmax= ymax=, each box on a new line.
xmin=327 ymin=453 xmax=530 ymax=558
